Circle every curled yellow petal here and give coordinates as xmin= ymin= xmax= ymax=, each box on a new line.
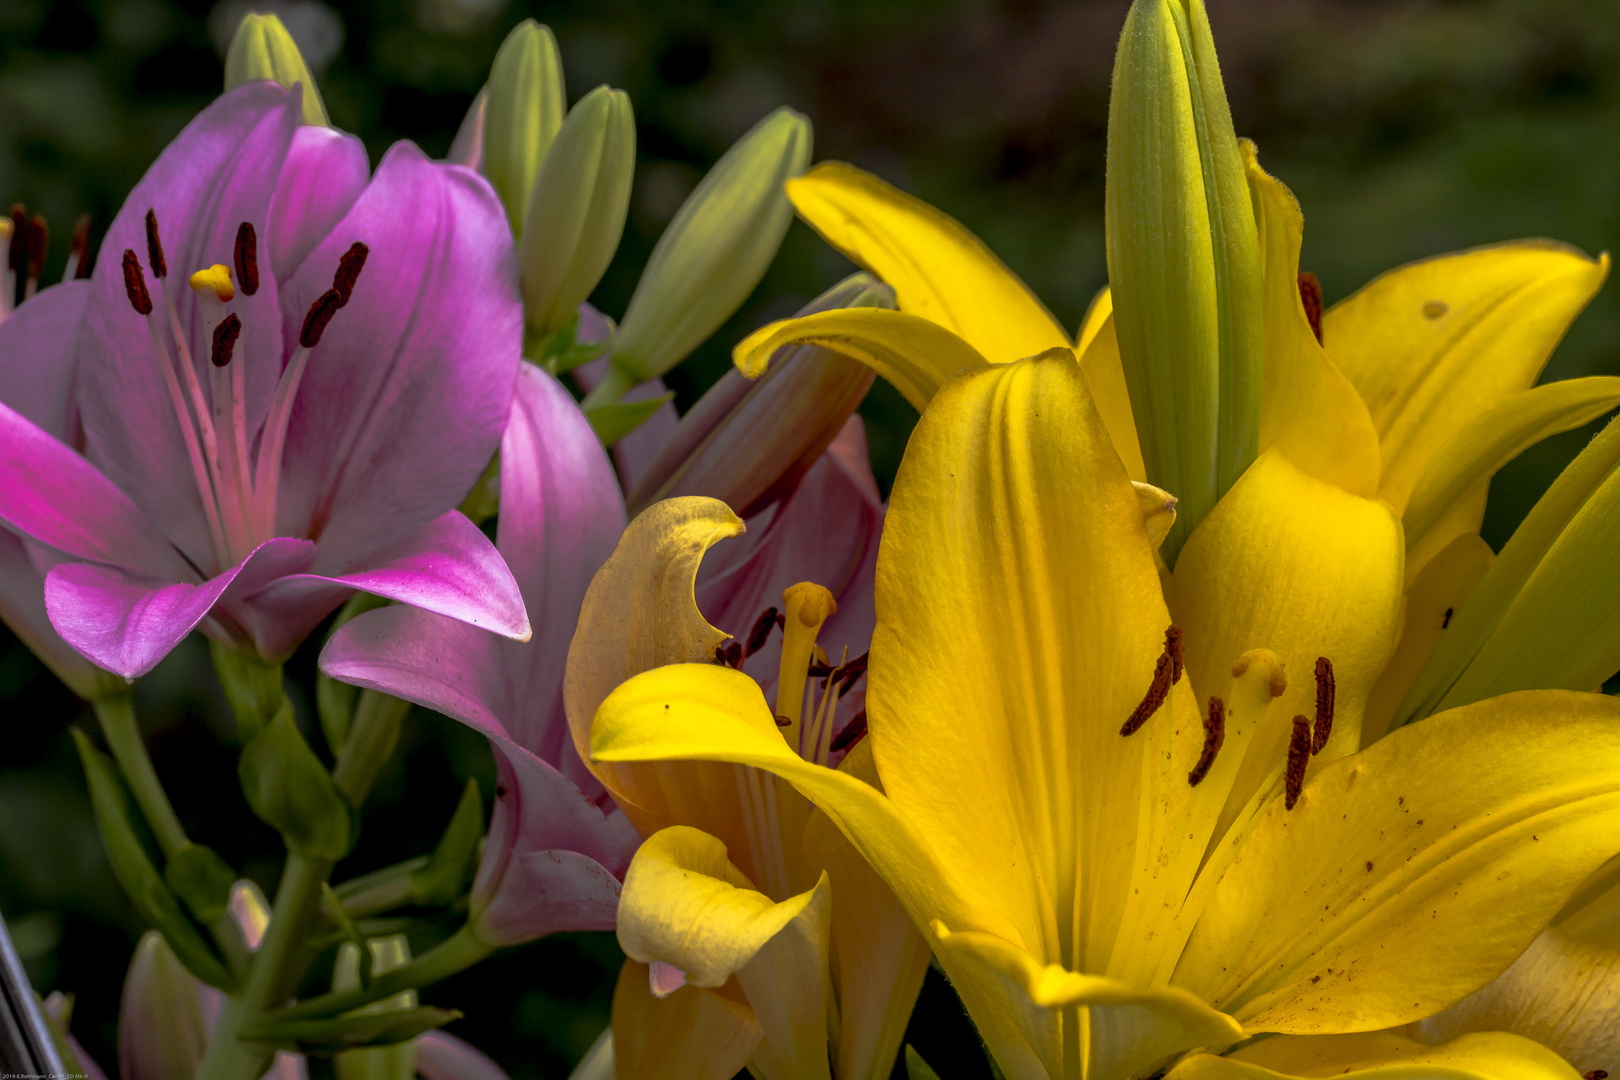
xmin=1164 ymin=1031 xmax=1582 ymax=1080
xmin=611 ymin=961 xmax=761 ymax=1080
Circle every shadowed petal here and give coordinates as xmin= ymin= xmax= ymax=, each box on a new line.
xmin=275 ymin=141 xmax=521 ymax=573
xmin=44 ymin=537 xmax=316 ymax=677
xmin=414 ymin=1032 xmax=510 ymax=1080
xmin=0 ymin=532 xmax=111 ymax=699
xmin=267 ymin=125 xmax=370 ymax=284
xmin=0 ymin=280 xmax=89 ymax=441
xmin=1166 ymin=1031 xmax=1582 ymax=1080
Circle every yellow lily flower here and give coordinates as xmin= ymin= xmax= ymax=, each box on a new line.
xmin=563 ymin=506 xmax=929 ymax=1080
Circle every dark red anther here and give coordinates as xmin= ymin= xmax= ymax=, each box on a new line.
xmin=1166 ymin=625 xmax=1184 ymax=684
xmin=1298 ymin=272 xmax=1324 ymax=345
xmin=1583 ymin=1070 xmax=1608 ymax=1080
xmin=1441 ymin=607 xmax=1454 ymax=629
xmin=829 ymin=709 xmax=868 ymax=754
xmin=211 ymin=313 xmax=242 ymax=368
xmin=1285 ymin=715 xmax=1312 ymax=810
xmin=834 ymin=651 xmax=869 ymax=692
xmin=744 ymin=606 xmax=779 ymax=658
xmin=299 ymin=289 xmax=343 ymax=348
xmin=25 ymin=215 xmax=47 ymax=279
xmin=144 ymin=209 xmax=167 ymax=278
xmin=234 ymin=222 xmax=260 ymax=296
xmin=775 ymin=613 xmax=786 ymax=631
xmin=121 ymin=250 xmax=153 ymax=315
xmin=1122 ymin=624 xmax=1183 ymax=736
xmin=332 ymin=242 xmax=369 ymax=306
xmin=724 ymin=641 xmax=743 ymax=668
xmin=712 ymin=646 xmax=728 ymax=666
xmin=69 ymin=214 xmax=92 ymax=279
xmin=1188 ymin=696 xmax=1226 ymax=787
xmin=773 ymin=714 xmax=793 ymax=727
xmin=1311 ymin=657 xmax=1335 ymax=755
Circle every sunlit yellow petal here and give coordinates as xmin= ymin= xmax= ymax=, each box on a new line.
xmin=611 ymin=961 xmax=762 ymax=1080
xmin=1363 ymin=533 xmax=1494 ymax=745
xmin=1417 ymin=927 xmax=1620 ymax=1077
xmin=935 ymin=924 xmax=1243 ymax=1080
xmin=1076 ymin=286 xmax=1113 ymax=355
xmin=785 ymin=161 xmax=1070 ymax=362
xmin=1165 ymin=1031 xmax=1581 ymax=1080
xmin=733 ymin=308 xmax=989 ymax=412
xmin=1078 ymin=309 xmax=1149 ymax=482
xmin=1244 ymin=145 xmax=1380 ymax=498
xmin=1321 ymin=240 xmax=1609 ymax=513
xmin=1404 ymin=377 xmax=1620 ymax=554
xmin=1172 ymin=690 xmax=1620 ymax=1034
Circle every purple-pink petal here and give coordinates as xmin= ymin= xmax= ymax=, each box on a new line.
xmin=415 ymin=1032 xmax=510 ymax=1080
xmin=44 ymin=537 xmax=316 ymax=678
xmin=76 ymin=83 xmax=300 ymax=570
xmin=274 ymin=140 xmax=521 ymax=574
xmin=266 ymin=125 xmax=370 ymax=284
xmin=0 ymin=531 xmax=108 ymax=698
xmin=0 ymin=280 xmax=89 ymax=443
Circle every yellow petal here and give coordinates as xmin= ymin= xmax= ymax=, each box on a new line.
xmin=785 ymin=161 xmax=1070 ymax=362
xmin=1076 ymin=286 xmax=1113 ymax=355
xmin=1321 ymin=240 xmax=1609 ymax=514
xmin=1363 ymin=532 xmax=1494 ymax=746
xmin=932 ymin=923 xmax=1242 ymax=1080
xmin=1165 ymin=1031 xmax=1581 ymax=1080
xmin=1172 ymin=690 xmax=1620 ymax=1034
xmin=611 ymin=961 xmax=762 ymax=1080
xmin=732 ymin=307 xmax=989 ymax=413
xmin=1404 ymin=377 xmax=1620 ymax=554
xmin=802 ymin=740 xmax=930 ymax=1080
xmin=563 ymin=497 xmax=755 ymax=855
xmin=1417 ymin=927 xmax=1620 ymax=1077
xmin=1078 ymin=305 xmax=1149 ymax=482
xmin=1244 ymin=145 xmax=1380 ymax=498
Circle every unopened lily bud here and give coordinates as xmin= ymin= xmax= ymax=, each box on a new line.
xmin=447 ymin=87 xmax=488 ymax=170
xmin=483 ymin=20 xmax=565 ymax=234
xmin=117 ymin=931 xmax=209 ymax=1080
xmin=592 ymin=107 xmax=812 ymax=405
xmin=334 ymin=936 xmax=419 ymax=1080
xmin=626 ymin=273 xmax=891 ymax=517
xmin=520 ymin=85 xmax=635 ymax=339
xmin=224 ymin=13 xmax=329 ymax=127
xmin=1105 ymin=0 xmax=1263 ymax=561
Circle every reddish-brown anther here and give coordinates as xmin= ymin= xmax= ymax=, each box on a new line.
xmin=744 ymin=606 xmax=779 ymax=658
xmin=332 ymin=242 xmax=369 ymax=306
xmin=1166 ymin=624 xmax=1184 ymax=683
xmin=144 ymin=208 xmax=167 ymax=278
xmin=299 ymin=289 xmax=343 ymax=348
xmin=69 ymin=214 xmax=92 ymax=279
xmin=211 ymin=314 xmax=242 ymax=368
xmin=829 ymin=709 xmax=867 ymax=754
xmin=1188 ymin=696 xmax=1226 ymax=787
xmin=25 ymin=215 xmax=47 ymax=279
xmin=1298 ymin=272 xmax=1324 ymax=344
xmin=121 ymin=250 xmax=153 ymax=315
xmin=8 ymin=205 xmax=25 ymax=274
xmin=234 ymin=222 xmax=260 ymax=296
xmin=1285 ymin=715 xmax=1312 ymax=809
xmin=1122 ymin=624 xmax=1183 ymax=736
xmin=1312 ymin=656 xmax=1336 ymax=755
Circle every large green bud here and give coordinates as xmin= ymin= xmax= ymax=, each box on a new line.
xmin=1105 ymin=0 xmax=1264 ymax=561
xmin=483 ymin=20 xmax=566 ymax=235
xmin=224 ymin=13 xmax=329 ymax=127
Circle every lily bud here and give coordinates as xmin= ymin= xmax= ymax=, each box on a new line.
xmin=626 ymin=272 xmax=891 ymax=517
xmin=1105 ymin=0 xmax=1264 ymax=561
xmin=483 ymin=20 xmax=565 ymax=235
xmin=592 ymin=107 xmax=812 ymax=404
xmin=238 ymin=707 xmax=356 ymax=861
xmin=334 ymin=936 xmax=418 ymax=1080
xmin=224 ymin=13 xmax=329 ymax=127
xmin=117 ymin=932 xmax=209 ymax=1080
xmin=520 ymin=85 xmax=635 ymax=339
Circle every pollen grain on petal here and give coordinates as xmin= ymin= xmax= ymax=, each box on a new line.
xmin=1188 ymin=696 xmax=1226 ymax=787
xmin=144 ymin=208 xmax=167 ymax=278
xmin=1312 ymin=656 xmax=1335 ymax=755
xmin=121 ymin=250 xmax=153 ymax=315
xmin=1285 ymin=714 xmax=1312 ymax=810
xmin=234 ymin=222 xmax=260 ymax=296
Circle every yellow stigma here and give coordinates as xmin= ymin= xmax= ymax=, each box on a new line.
xmin=189 ymin=264 xmax=234 ymax=302
xmin=784 ymin=581 xmax=837 ymax=628
xmin=774 ymin=581 xmax=839 ymax=746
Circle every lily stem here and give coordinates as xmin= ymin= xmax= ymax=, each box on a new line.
xmin=93 ymin=692 xmax=187 ymax=858
xmin=578 ymin=357 xmax=635 ymax=412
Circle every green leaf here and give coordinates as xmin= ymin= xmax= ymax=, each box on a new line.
xmin=409 ymin=779 xmax=484 ymax=905
xmin=586 ymin=392 xmax=674 ymax=446
xmin=906 ymin=1046 xmax=943 ymax=1080
xmin=210 ymin=641 xmax=287 ymax=743
xmin=164 ymin=842 xmax=236 ymax=924
xmin=239 ymin=707 xmax=356 ymax=861
xmin=249 ymin=1007 xmax=461 ymax=1054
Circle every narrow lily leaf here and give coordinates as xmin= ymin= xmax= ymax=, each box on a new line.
xmin=610 ymin=961 xmax=762 ymax=1080
xmin=785 ymin=161 xmax=1070 ymax=363
xmin=163 ymin=842 xmax=237 ymax=925
xmin=250 ymin=1007 xmax=460 ymax=1052
xmin=1404 ymin=375 xmax=1620 ymax=552
xmin=1323 ymin=239 xmax=1609 ymax=514
xmin=1164 ymin=1031 xmax=1581 ymax=1080
xmin=732 ymin=307 xmax=989 ymax=412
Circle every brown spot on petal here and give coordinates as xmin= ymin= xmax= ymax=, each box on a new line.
xmin=1298 ymin=272 xmax=1324 ymax=344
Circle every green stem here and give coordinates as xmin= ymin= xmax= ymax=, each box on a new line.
xmin=93 ymin=693 xmax=187 ymax=858
xmin=330 ymin=690 xmax=410 ymax=806
xmin=578 ymin=357 xmax=634 ymax=412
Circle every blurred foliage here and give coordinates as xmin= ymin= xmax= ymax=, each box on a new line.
xmin=4 ymin=1 xmax=1620 ymax=1077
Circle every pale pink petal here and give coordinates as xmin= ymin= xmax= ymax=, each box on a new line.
xmin=415 ymin=1031 xmax=510 ymax=1080
xmin=0 ymin=280 xmax=89 ymax=442
xmin=267 ymin=125 xmax=370 ymax=284
xmin=0 ymin=531 xmax=109 ymax=698
xmin=572 ymin=351 xmax=678 ymax=492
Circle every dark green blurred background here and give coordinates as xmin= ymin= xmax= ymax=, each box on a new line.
xmin=3 ymin=0 xmax=1618 ymax=1076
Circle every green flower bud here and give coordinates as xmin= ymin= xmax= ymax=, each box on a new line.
xmin=1105 ymin=0 xmax=1264 ymax=561
xmin=333 ymin=937 xmax=418 ymax=1080
xmin=210 ymin=639 xmax=285 ymax=742
xmin=238 ymin=707 xmax=356 ymax=861
xmin=223 ymin=13 xmax=329 ymax=127
xmin=117 ymin=932 xmax=210 ymax=1080
xmin=483 ymin=20 xmax=565 ymax=235
xmin=520 ymin=85 xmax=635 ymax=339
xmin=593 ymin=107 xmax=813 ymax=403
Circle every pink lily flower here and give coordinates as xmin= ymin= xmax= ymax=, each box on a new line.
xmin=321 ymin=363 xmax=637 ymax=946
xmin=0 ymin=82 xmax=529 ymax=679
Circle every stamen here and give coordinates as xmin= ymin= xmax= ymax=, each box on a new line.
xmin=234 ymin=223 xmax=260 ymax=296
xmin=211 ymin=314 xmax=242 ymax=368
xmin=724 ymin=641 xmax=743 ymax=668
xmin=24 ymin=214 xmax=47 ymax=296
xmin=832 ymin=651 xmax=868 ymax=692
xmin=65 ymin=214 xmax=91 ymax=282
xmin=332 ymin=242 xmax=369 ymax=306
xmin=1298 ymin=272 xmax=1324 ymax=344
xmin=1441 ymin=607 xmax=1453 ymax=629
xmin=775 ymin=582 xmax=838 ymax=747
xmin=744 ymin=606 xmax=779 ymax=657
xmin=144 ymin=209 xmax=167 ymax=278
xmin=1121 ymin=624 xmax=1182 ymax=736
xmin=1285 ymin=715 xmax=1311 ymax=810
xmin=300 ymin=289 xmax=343 ymax=348
xmin=1187 ymin=696 xmax=1226 ymax=787
xmin=829 ymin=709 xmax=868 ymax=754
xmin=121 ymin=251 xmax=153 ymax=315
xmin=1166 ymin=624 xmax=1184 ymax=684
xmin=1311 ymin=657 xmax=1335 ymax=755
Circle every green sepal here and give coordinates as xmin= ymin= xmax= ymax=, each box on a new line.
xmin=248 ymin=1007 xmax=461 ymax=1054
xmin=905 ymin=1046 xmax=942 ymax=1080
xmin=323 ymin=883 xmax=372 ymax=990
xmin=164 ymin=842 xmax=236 ymax=924
xmin=526 ymin=310 xmax=615 ymax=375
xmin=71 ymin=730 xmax=237 ymax=991
xmin=586 ymin=391 xmax=674 ymax=446
xmin=316 ymin=592 xmax=393 ymax=753
xmin=211 ymin=641 xmax=286 ymax=743
xmin=409 ymin=779 xmax=484 ymax=905
xmin=239 ymin=708 xmax=357 ymax=861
